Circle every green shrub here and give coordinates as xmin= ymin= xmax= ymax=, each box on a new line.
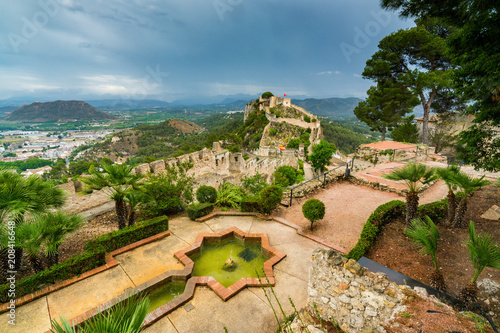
xmin=187 ymin=203 xmax=214 ymax=221
xmin=262 ymin=91 xmax=274 ymax=99
xmin=287 ymin=138 xmax=301 ymax=149
xmin=0 ymin=247 xmax=106 ymax=303
xmin=241 ymin=195 xmax=262 ymax=212
xmin=346 ymin=200 xmax=405 ymax=260
xmin=269 ymin=128 xmax=277 ymax=136
xmin=273 ymin=165 xmax=298 ymax=187
xmin=216 ymin=183 xmax=246 ymax=208
xmin=259 ymin=185 xmax=284 ymax=214
xmin=242 ymin=172 xmax=268 ymax=195
xmin=141 ymin=166 xmax=194 ymax=216
xmin=302 ymin=199 xmax=326 ymax=231
xmin=196 ymin=185 xmax=217 ymax=203
xmin=85 ymin=216 xmax=169 ymax=253
xmin=417 ymin=198 xmax=448 ymax=223
xmin=304 ymin=115 xmax=311 ymax=123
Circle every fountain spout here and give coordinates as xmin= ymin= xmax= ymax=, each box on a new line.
xmin=222 ymin=256 xmax=237 ymax=272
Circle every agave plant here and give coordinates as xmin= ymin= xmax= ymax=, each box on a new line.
xmin=435 ymin=165 xmax=461 ymax=226
xmin=382 ymin=163 xmax=437 ymax=225
xmin=51 ymin=293 xmax=150 ymax=333
xmin=450 ymin=173 xmax=490 ymax=228
xmin=460 ymin=221 xmax=500 ymax=309
xmin=404 ymin=216 xmax=446 ymax=292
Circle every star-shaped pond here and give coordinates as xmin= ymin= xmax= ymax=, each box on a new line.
xmin=174 ymin=227 xmax=286 ymax=300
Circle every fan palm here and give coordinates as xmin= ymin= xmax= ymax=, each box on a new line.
xmin=0 ymin=169 xmax=65 ymax=272
xmin=460 ymin=221 xmax=500 ymax=309
xmin=81 ymin=162 xmax=145 ymax=229
xmin=435 ymin=165 xmax=461 ymax=226
xmin=51 ymin=293 xmax=150 ymax=333
xmin=382 ymin=163 xmax=437 ymax=225
xmin=404 ymin=216 xmax=446 ymax=292
xmin=124 ymin=191 xmax=148 ymax=227
xmin=38 ymin=211 xmax=84 ymax=267
xmin=450 ymin=172 xmax=490 ymax=228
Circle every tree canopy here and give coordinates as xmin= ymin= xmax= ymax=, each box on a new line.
xmin=362 ymin=19 xmax=453 ymax=145
xmin=354 ymin=82 xmax=418 ymax=141
xmin=381 ymin=0 xmax=500 ymax=170
xmin=309 ymin=139 xmax=336 ymax=173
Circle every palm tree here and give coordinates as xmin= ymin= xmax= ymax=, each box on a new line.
xmin=404 ymin=216 xmax=446 ymax=292
xmin=382 ymin=163 xmax=437 ymax=225
xmin=38 ymin=211 xmax=84 ymax=267
xmin=81 ymin=162 xmax=145 ymax=230
xmin=435 ymin=165 xmax=461 ymax=226
xmin=450 ymin=172 xmax=490 ymax=228
xmin=124 ymin=191 xmax=148 ymax=227
xmin=460 ymin=221 xmax=500 ymax=309
xmin=50 ymin=293 xmax=150 ymax=333
xmin=0 ymin=169 xmax=65 ymax=273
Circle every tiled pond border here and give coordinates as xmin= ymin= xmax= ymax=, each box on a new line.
xmin=173 ymin=226 xmax=287 ymax=301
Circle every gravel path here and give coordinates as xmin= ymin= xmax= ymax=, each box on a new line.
xmin=273 ymin=181 xmax=403 ymax=252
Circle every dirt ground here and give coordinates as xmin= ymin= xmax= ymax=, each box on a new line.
xmin=366 ymin=184 xmax=500 ymax=323
xmin=274 ymin=181 xmax=404 ymax=252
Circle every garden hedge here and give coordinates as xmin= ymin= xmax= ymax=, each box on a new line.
xmin=240 ymin=196 xmax=262 ymax=213
xmin=0 ymin=246 xmax=106 ymax=303
xmin=346 ymin=200 xmax=405 ymax=261
xmin=85 ymin=215 xmax=169 ymax=253
xmin=346 ymin=198 xmax=449 ymax=261
xmin=417 ymin=198 xmax=448 ymax=223
xmin=187 ymin=203 xmax=214 ymax=221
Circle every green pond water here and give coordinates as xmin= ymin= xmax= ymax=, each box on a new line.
xmin=189 ymin=238 xmax=269 ymax=288
xmin=146 ymin=282 xmax=186 ymax=313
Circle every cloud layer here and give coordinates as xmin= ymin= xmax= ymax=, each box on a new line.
xmin=0 ymin=0 xmax=414 ymax=102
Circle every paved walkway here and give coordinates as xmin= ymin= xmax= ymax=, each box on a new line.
xmin=2 ymin=215 xmax=322 ymax=333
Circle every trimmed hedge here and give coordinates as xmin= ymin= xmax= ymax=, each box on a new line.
xmin=346 ymin=200 xmax=405 ymax=261
xmin=0 ymin=247 xmax=106 ymax=303
xmin=241 ymin=196 xmax=262 ymax=213
xmin=187 ymin=203 xmax=214 ymax=221
xmin=196 ymin=185 xmax=217 ymax=204
xmin=346 ymin=198 xmax=449 ymax=261
xmin=417 ymin=198 xmax=448 ymax=222
xmin=85 ymin=215 xmax=169 ymax=253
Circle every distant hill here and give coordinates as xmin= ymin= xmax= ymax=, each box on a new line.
xmin=292 ymin=97 xmax=362 ymax=119
xmin=5 ymin=100 xmax=116 ymax=122
xmin=86 ymin=118 xmax=204 ymax=162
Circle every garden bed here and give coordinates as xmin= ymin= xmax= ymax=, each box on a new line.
xmin=365 ymin=184 xmax=500 ymax=324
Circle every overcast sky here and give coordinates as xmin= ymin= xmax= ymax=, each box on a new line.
xmin=0 ymin=0 xmax=414 ymax=103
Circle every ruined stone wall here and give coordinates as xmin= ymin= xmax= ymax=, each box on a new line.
xmin=307 ymin=248 xmax=406 ymax=333
xmin=132 ymin=143 xmax=298 ymax=190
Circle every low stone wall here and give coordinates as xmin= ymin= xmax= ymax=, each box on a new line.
xmin=307 ymin=248 xmax=406 ymax=333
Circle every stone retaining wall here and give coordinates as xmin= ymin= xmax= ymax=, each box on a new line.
xmin=307 ymin=248 xmax=406 ymax=332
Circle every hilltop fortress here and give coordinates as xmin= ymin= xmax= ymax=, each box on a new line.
xmin=245 ymin=94 xmax=323 ymax=154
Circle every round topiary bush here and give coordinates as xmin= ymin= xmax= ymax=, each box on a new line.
xmin=259 ymin=185 xmax=284 ymax=214
xmin=302 ymin=199 xmax=325 ymax=231
xmin=196 ymin=185 xmax=217 ymax=204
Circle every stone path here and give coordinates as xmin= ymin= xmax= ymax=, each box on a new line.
xmin=1 ymin=215 xmax=322 ymax=333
